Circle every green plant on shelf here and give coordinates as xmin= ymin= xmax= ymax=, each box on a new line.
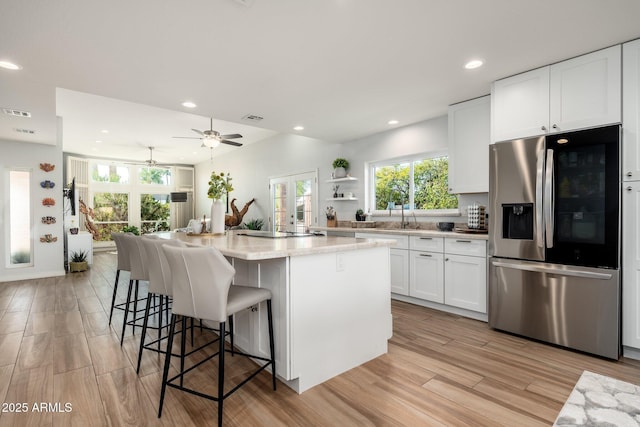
xmin=122 ymin=225 xmax=140 ymax=235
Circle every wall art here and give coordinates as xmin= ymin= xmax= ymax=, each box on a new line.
xmin=39 ymin=163 xmax=55 ymax=172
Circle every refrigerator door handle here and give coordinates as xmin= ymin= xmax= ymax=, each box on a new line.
xmin=544 ymin=149 xmax=555 ymax=248
xmin=535 ymin=148 xmax=545 ymax=247
xmin=491 ymin=260 xmax=613 ymax=280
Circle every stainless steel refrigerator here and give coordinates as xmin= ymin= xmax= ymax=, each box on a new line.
xmin=488 ymin=124 xmax=620 ymax=359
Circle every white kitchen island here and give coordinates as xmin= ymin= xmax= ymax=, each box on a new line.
xmin=158 ymin=231 xmax=393 ymax=393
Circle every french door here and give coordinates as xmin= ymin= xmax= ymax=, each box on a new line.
xmin=270 ymin=171 xmax=317 ymax=232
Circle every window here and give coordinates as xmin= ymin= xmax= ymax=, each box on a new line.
xmin=7 ymin=170 xmax=32 ymax=266
xmin=140 ymin=193 xmax=170 ymax=234
xmin=138 ymin=167 xmax=171 ymax=185
xmin=92 ymin=192 xmax=129 ymax=240
xmin=369 ymin=154 xmax=458 ymax=213
xmin=91 ymin=163 xmax=130 ymax=183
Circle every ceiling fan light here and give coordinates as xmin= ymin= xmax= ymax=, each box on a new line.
xmin=182 ymin=101 xmax=197 ymax=108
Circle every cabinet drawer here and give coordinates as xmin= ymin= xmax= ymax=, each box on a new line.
xmin=445 ymin=238 xmax=486 ymax=257
xmin=410 ymin=235 xmax=444 ymax=252
xmin=355 ymin=233 xmax=409 ymax=249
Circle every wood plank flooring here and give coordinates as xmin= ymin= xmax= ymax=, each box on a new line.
xmin=1 ymin=252 xmax=639 ymax=426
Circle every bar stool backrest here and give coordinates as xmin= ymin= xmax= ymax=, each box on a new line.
xmin=111 ymin=232 xmax=132 ymax=271
xmin=120 ymin=234 xmax=147 ymax=281
xmin=163 ymin=245 xmax=235 ymax=322
xmin=140 ymin=237 xmax=186 ymax=296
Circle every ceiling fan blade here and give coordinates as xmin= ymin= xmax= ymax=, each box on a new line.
xmin=220 ymin=133 xmax=243 ymax=140
xmin=220 ymin=139 xmax=243 ymax=147
xmin=191 ymin=128 xmax=205 ymax=136
xmin=172 ymin=136 xmax=201 ymax=139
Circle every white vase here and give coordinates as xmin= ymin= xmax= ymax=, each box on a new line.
xmin=210 ymin=199 xmax=225 ymax=234
xmin=334 ymin=167 xmax=347 ymax=178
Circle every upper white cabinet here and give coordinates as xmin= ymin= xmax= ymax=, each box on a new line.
xmin=448 ymin=95 xmax=491 ymax=193
xmin=492 ymin=67 xmax=550 ymax=142
xmin=492 ymin=45 xmax=621 ymax=142
xmin=623 ymin=39 xmax=640 ymax=181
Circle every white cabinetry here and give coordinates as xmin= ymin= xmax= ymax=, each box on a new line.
xmin=443 ymin=239 xmax=487 ymax=313
xmin=355 ymin=233 xmax=408 ymax=295
xmin=623 ymin=39 xmax=640 ymax=181
xmin=410 ymin=250 xmax=444 ymax=302
xmin=622 ymin=39 xmax=640 ymax=353
xmin=623 ymin=182 xmax=640 ymax=349
xmin=67 ymin=231 xmax=93 ymax=265
xmin=492 ymin=45 xmax=621 ymax=142
xmin=448 ymin=95 xmax=491 ymax=193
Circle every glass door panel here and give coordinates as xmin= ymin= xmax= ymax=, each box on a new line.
xmin=270 ymin=172 xmax=316 ymax=233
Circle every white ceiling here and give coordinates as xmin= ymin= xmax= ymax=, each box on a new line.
xmin=2 ymin=0 xmax=640 ymax=165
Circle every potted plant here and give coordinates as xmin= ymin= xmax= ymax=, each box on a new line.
xmin=326 ymin=206 xmax=337 ymax=227
xmin=243 ymin=218 xmax=264 ymax=230
xmin=208 ymin=171 xmax=234 ymax=234
xmin=355 ymin=209 xmax=367 ymax=221
xmin=122 ymin=225 xmax=140 ymax=235
xmin=332 ymin=158 xmax=350 ymax=178
xmin=69 ymin=250 xmax=88 ymax=272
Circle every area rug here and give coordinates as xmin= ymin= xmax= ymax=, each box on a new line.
xmin=554 ymin=371 xmax=640 ymax=426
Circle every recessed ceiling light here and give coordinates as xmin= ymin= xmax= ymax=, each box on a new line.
xmin=293 ymin=126 xmax=304 ymax=131
xmin=95 ymin=140 xmax=103 ymax=143
xmin=388 ymin=120 xmax=399 ymax=125
xmin=0 ymin=61 xmax=22 ymax=70
xmin=464 ymin=59 xmax=484 ymax=70
xmin=101 ymin=129 xmax=109 ymax=134
xmin=182 ymin=101 xmax=197 ymax=108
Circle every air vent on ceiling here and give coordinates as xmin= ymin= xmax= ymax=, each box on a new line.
xmin=3 ymin=108 xmax=31 ymax=117
xmin=13 ymin=128 xmax=35 ymax=134
xmin=242 ymin=114 xmax=263 ymax=122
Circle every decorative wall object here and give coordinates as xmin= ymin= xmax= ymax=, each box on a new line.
xmin=42 ymin=197 xmax=56 ymax=206
xmin=39 ymin=163 xmax=55 ymax=172
xmin=39 ymin=234 xmax=58 ymax=243
xmin=41 ymin=216 xmax=56 ymax=224
xmin=79 ymin=198 xmax=100 ymax=240
xmin=40 ymin=180 xmax=55 ymax=188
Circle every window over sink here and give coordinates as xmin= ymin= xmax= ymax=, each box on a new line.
xmin=368 ymin=152 xmax=458 ymax=215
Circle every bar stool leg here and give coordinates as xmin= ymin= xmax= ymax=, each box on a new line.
xmin=109 ymin=270 xmax=121 ymax=325
xmin=218 ymin=320 xmax=226 ymax=427
xmin=180 ymin=316 xmax=187 ymax=387
xmin=228 ymin=315 xmax=235 ymax=356
xmin=158 ymin=295 xmax=164 ymax=352
xmin=136 ymin=293 xmax=153 ymax=374
xmin=158 ymin=313 xmax=177 ymax=418
xmin=121 ymin=280 xmax=134 ymax=346
xmin=133 ymin=280 xmax=140 ymax=334
xmin=267 ymin=300 xmax=276 ymax=391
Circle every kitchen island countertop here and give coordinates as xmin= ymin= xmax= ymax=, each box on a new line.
xmin=157 ymin=230 xmax=395 ymax=260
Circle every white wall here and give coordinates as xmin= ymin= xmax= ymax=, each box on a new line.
xmin=194 ymin=114 xmax=488 ymax=228
xmin=0 ymin=137 xmax=65 ymax=281
xmin=194 ymin=133 xmax=342 ymax=227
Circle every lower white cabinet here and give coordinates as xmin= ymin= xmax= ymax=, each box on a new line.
xmin=67 ymin=231 xmax=93 ymax=265
xmin=623 ymin=181 xmax=640 ymax=349
xmin=444 ymin=254 xmax=487 ymax=312
xmin=390 ymin=248 xmax=409 ymax=296
xmin=410 ymin=250 xmax=444 ymax=302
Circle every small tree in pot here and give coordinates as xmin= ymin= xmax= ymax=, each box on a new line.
xmin=355 ymin=209 xmax=367 ymax=221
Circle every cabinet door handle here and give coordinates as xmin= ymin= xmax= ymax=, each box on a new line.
xmin=552 ymin=124 xmax=558 ymax=129
xmin=627 ymin=172 xmax=633 ymax=177
xmin=445 ymin=258 xmax=449 ymax=261
xmin=541 ymin=125 xmax=547 ymax=131
xmin=419 ymin=237 xmax=433 ymax=240
xmin=627 ymin=186 xmax=633 ymax=192
xmin=419 ymin=253 xmax=432 ymax=257
xmin=455 ymin=239 xmax=472 ymax=243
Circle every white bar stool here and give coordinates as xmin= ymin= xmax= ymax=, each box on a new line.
xmin=159 ymin=245 xmax=276 ymax=427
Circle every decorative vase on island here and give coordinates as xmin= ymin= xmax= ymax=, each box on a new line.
xmin=210 ymin=199 xmax=225 ymax=234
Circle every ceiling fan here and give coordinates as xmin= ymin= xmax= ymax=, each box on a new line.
xmin=173 ymin=117 xmax=243 ymax=148
xmin=126 ymin=146 xmax=170 ymax=168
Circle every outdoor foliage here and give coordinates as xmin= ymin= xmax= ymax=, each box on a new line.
xmin=374 ymin=157 xmax=458 ymax=210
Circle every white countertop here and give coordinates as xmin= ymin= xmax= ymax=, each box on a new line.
xmin=156 ymin=230 xmax=395 ymax=260
xmin=310 ymin=226 xmax=489 ymax=241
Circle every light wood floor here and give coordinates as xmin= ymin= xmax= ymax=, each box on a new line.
xmin=1 ymin=253 xmax=639 ymax=426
